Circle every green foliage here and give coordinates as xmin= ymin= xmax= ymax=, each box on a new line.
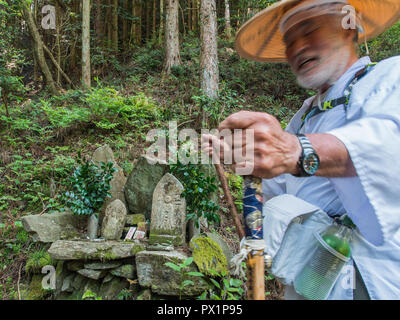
xmin=60 ymin=155 xmax=116 ymax=217
xmin=164 ymin=257 xmax=196 ymax=300
xmin=187 ymin=268 xmax=244 ymax=300
xmin=25 ymin=249 xmax=54 ymax=274
xmin=82 ymin=84 xmax=160 ymax=130
xmin=170 ymin=160 xmax=220 ymax=228
xmin=192 ymin=82 xmax=245 ymax=127
xmin=225 ymin=172 xmax=244 ymax=214
xmin=38 ymin=86 xmax=160 ymax=132
xmin=362 ymin=21 xmax=400 ymax=62
xmin=82 ymin=289 xmax=102 ymax=300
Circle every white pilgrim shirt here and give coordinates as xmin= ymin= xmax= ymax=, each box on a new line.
xmin=262 ymin=56 xmax=400 ymax=299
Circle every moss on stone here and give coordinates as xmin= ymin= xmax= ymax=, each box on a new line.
xmin=25 ymin=250 xmax=54 ymax=274
xmin=126 ymin=214 xmax=145 ymax=226
xmin=190 ymin=236 xmax=228 ymax=276
xmin=26 ymin=274 xmax=52 ymax=300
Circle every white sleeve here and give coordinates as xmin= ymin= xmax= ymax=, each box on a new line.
xmin=328 ymin=82 xmax=400 ymax=246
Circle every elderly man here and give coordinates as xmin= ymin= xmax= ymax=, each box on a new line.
xmin=203 ymin=0 xmax=400 ymax=300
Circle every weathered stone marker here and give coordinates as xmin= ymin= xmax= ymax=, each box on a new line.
xmin=101 ymin=199 xmax=127 ymax=240
xmin=149 ymin=173 xmax=186 ymax=246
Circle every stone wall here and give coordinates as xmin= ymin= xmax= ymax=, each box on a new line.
xmin=21 ymin=145 xmax=232 ymax=300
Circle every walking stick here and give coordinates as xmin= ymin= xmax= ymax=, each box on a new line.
xmin=214 ymin=163 xmax=265 ymax=300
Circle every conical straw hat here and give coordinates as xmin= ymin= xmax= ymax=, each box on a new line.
xmin=235 ymin=0 xmax=400 ymax=63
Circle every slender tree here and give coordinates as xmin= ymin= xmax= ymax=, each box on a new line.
xmin=112 ymin=0 xmax=119 ymax=51
xmin=82 ymin=0 xmax=91 ymax=88
xmin=199 ymin=0 xmax=219 ymax=101
xmin=164 ymin=0 xmax=181 ymax=73
xmin=158 ymin=0 xmax=164 ymax=44
xmin=224 ymin=0 xmax=232 ymax=40
xmin=22 ymin=2 xmax=59 ymax=95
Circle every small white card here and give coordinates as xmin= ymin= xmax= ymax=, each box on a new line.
xmin=124 ymin=227 xmax=136 ymax=240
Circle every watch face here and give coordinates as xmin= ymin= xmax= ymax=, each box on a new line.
xmin=303 ymin=153 xmax=320 ymax=175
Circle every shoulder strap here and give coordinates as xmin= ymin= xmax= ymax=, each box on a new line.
xmin=299 ymin=62 xmax=376 ymax=126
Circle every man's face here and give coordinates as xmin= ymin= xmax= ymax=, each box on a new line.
xmin=284 ymin=15 xmax=353 ymax=90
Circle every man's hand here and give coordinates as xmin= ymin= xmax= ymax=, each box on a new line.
xmin=202 ymin=110 xmax=358 ymax=178
xmin=202 ymin=111 xmax=302 ymax=178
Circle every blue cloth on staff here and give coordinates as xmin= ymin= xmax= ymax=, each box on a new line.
xmin=243 ymin=177 xmax=263 ymax=239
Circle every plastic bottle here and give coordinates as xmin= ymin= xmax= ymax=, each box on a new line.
xmin=294 ymin=223 xmax=352 ymax=300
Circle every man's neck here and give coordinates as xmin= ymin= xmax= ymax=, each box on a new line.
xmin=318 ymin=54 xmax=359 ymax=94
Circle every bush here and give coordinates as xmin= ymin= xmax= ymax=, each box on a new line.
xmin=60 ymin=155 xmax=116 ymax=217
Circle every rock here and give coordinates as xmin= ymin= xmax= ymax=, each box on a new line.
xmin=98 ymin=276 xmax=129 ymax=300
xmin=82 ymin=279 xmax=101 ymax=299
xmin=205 ymin=232 xmax=234 ymax=268
xmin=21 ymin=210 xmax=86 ymax=243
xmin=110 ymin=264 xmax=136 ymax=279
xmin=92 ymin=144 xmax=116 ymax=164
xmin=77 ymin=268 xmax=107 ymax=280
xmin=125 ymin=214 xmax=145 ymax=226
xmin=48 ymin=240 xmax=145 ymax=261
xmin=25 ymin=274 xmax=52 ymax=300
xmin=84 ymin=261 xmax=122 ymax=270
xmin=101 ymin=199 xmax=127 ymax=240
xmin=136 ymin=250 xmax=208 ymax=296
xmin=102 ymin=273 xmax=114 ymax=284
xmin=136 ymin=289 xmax=152 ymax=300
xmin=55 ymin=261 xmax=71 ymax=297
xmin=61 ymin=274 xmax=75 ymax=293
xmin=124 ymin=156 xmax=168 ymax=219
xmin=66 ymin=261 xmax=84 ymax=272
xmin=72 ymin=274 xmax=89 ymax=296
xmin=149 ymin=173 xmax=186 ymax=246
xmin=189 ymin=235 xmax=228 ymax=276
xmin=92 ymin=145 xmax=127 ymax=221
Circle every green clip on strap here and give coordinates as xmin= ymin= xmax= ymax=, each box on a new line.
xmin=300 ymin=63 xmax=377 ymax=128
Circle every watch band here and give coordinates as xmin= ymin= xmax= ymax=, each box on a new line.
xmin=294 ymin=134 xmax=320 ymax=177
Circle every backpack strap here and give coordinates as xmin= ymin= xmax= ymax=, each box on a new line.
xmin=299 ymin=63 xmax=377 ymax=130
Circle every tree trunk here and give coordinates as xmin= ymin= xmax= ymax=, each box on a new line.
xmin=187 ymin=0 xmax=192 ymax=31
xmin=146 ymin=0 xmax=151 ymax=41
xmin=55 ymin=0 xmax=61 ymax=85
xmin=82 ymin=0 xmax=91 ymax=88
xmin=164 ymin=0 xmax=181 ymax=73
xmin=112 ymin=0 xmax=119 ymax=51
xmin=158 ymin=0 xmax=164 ymax=44
xmin=152 ymin=0 xmax=157 ymax=41
xmin=22 ymin=4 xmax=59 ymax=95
xmin=131 ymin=0 xmax=142 ymax=45
xmin=95 ymin=0 xmax=104 ymax=48
xmin=200 ymin=0 xmax=219 ymax=102
xmin=122 ymin=0 xmax=128 ymax=49
xmin=224 ymin=0 xmax=231 ymax=40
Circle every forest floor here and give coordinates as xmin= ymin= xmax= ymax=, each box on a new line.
xmin=1 ymin=22 xmax=399 ymax=299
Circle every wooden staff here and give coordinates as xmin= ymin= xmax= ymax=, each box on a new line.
xmin=214 ymin=164 xmax=265 ymax=300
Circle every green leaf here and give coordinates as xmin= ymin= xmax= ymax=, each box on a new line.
xmin=164 ymin=262 xmax=181 ymax=272
xmin=185 ymin=271 xmax=204 ymax=277
xmin=181 ymin=280 xmax=194 ymax=287
xmin=182 ymin=257 xmax=193 ymax=267
xmin=209 ymin=278 xmax=221 ymax=289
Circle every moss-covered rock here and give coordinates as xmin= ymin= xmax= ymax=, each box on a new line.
xmin=125 ymin=214 xmax=145 ymax=226
xmin=25 ymin=250 xmax=54 ymax=274
xmin=189 ymin=236 xmax=228 ymax=276
xmin=25 ymin=274 xmax=52 ymax=300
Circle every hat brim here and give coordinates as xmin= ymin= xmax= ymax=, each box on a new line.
xmin=235 ymin=0 xmax=400 ymax=63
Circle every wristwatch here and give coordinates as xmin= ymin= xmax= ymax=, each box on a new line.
xmin=294 ymin=134 xmax=320 ymax=177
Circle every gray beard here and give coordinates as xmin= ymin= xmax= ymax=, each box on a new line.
xmin=296 ymin=47 xmax=351 ymax=90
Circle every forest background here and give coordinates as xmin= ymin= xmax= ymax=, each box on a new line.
xmin=0 ymin=0 xmax=399 ymax=300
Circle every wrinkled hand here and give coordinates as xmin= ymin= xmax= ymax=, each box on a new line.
xmin=201 ymin=111 xmax=301 ymax=178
